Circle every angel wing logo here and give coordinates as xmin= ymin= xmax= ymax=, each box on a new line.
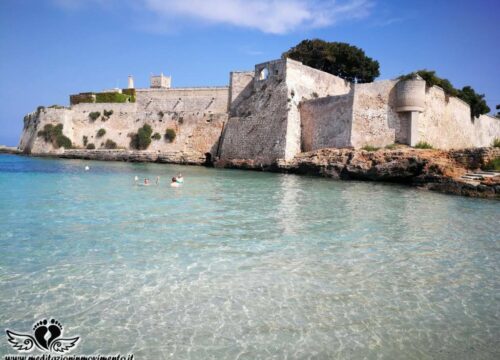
xmin=6 ymin=319 xmax=80 ymax=353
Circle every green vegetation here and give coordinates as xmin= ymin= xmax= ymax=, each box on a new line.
xmin=399 ymin=70 xmax=490 ymax=118
xmin=86 ymin=143 xmax=95 ymax=150
xmin=152 ymin=132 xmax=161 ymax=140
xmin=414 ymin=141 xmax=433 ymax=149
xmin=103 ymin=109 xmax=113 ymax=117
xmin=283 ymin=39 xmax=380 ymax=83
xmin=48 ymin=104 xmax=66 ymax=109
xmin=483 ymin=157 xmax=500 ymax=171
xmin=158 ymin=111 xmax=164 ymax=118
xmin=312 ymin=92 xmax=319 ymax=98
xmin=458 ymin=86 xmax=490 ymax=119
xmin=96 ymin=92 xmax=131 ymax=103
xmin=361 ymin=145 xmax=379 ymax=151
xmin=37 ymin=123 xmax=72 ymax=149
xmin=492 ymin=138 xmax=500 ymax=148
xmin=82 ymin=136 xmax=88 ymax=146
xmin=104 ymin=139 xmax=117 ymax=149
xmin=89 ymin=112 xmax=101 ymax=121
xmin=96 ymin=128 xmax=106 ymax=138
xmin=130 ymin=124 xmax=153 ymax=150
xmin=385 ymin=143 xmax=398 ymax=150
xmin=165 ymin=128 xmax=176 ymax=142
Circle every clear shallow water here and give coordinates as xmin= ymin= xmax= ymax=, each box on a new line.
xmin=0 ymin=154 xmax=499 ymax=359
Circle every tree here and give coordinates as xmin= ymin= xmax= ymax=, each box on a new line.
xmin=457 ymin=86 xmax=490 ymax=118
xmin=496 ymin=104 xmax=500 ymax=119
xmin=282 ymin=39 xmax=380 ymax=83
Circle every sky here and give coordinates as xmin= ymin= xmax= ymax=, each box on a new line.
xmin=0 ymin=0 xmax=499 ymax=146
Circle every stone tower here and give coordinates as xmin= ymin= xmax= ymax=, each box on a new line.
xmin=150 ymin=73 xmax=172 ymax=89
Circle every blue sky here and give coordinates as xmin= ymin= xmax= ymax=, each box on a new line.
xmin=0 ymin=0 xmax=499 ymax=146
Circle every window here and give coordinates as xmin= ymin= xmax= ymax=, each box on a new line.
xmin=259 ymin=67 xmax=269 ymax=80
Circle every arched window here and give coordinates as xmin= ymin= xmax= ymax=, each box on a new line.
xmin=259 ymin=67 xmax=269 ymax=80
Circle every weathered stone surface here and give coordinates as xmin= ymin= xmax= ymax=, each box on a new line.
xmin=56 ymin=149 xmax=207 ymax=165
xmin=216 ymin=146 xmax=500 ymax=199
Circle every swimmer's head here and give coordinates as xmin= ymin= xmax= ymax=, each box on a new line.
xmin=172 ymin=177 xmax=177 ymax=182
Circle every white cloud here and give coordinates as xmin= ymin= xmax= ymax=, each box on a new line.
xmin=53 ymin=0 xmax=374 ymax=34
xmin=143 ymin=0 xmax=373 ymax=34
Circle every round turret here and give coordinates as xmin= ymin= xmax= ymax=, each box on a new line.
xmin=396 ymin=75 xmax=426 ymax=112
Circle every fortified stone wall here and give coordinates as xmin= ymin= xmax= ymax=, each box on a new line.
xmin=219 ymin=60 xmax=289 ymax=165
xmin=418 ymin=86 xmax=500 ymax=149
xmin=350 ymin=80 xmax=403 ymax=148
xmin=300 ymin=93 xmax=354 ymax=151
xmin=284 ymin=59 xmax=351 ymax=160
xmin=228 ymin=71 xmax=255 ymax=115
xmin=19 ymin=87 xmax=228 ymax=156
xmin=219 ymin=58 xmax=352 ymax=165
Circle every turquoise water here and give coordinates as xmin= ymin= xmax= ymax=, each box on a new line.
xmin=0 ymin=154 xmax=499 ymax=359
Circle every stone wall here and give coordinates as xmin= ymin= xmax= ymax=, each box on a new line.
xmin=284 ymin=59 xmax=351 ymax=160
xmin=219 ymin=58 xmax=352 ymax=165
xmin=19 ymin=87 xmax=228 ymax=157
xmin=417 ymin=86 xmax=500 ymax=149
xmin=218 ymin=60 xmax=289 ymax=165
xmin=350 ymin=80 xmax=402 ymax=148
xmin=228 ymin=71 xmax=254 ymax=115
xmin=300 ymin=93 xmax=354 ymax=151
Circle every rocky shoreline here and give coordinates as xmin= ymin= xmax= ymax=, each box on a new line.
xmin=2 ymin=146 xmax=499 ymax=199
xmin=215 ymin=147 xmax=500 ymax=199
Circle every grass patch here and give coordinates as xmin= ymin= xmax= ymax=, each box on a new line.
xmin=414 ymin=141 xmax=433 ymax=149
xmin=492 ymin=138 xmax=500 ymax=148
xmin=361 ymin=145 xmax=379 ymax=152
xmin=483 ymin=157 xmax=500 ymax=171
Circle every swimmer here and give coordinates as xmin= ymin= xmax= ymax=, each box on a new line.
xmin=176 ymin=173 xmax=184 ymax=183
xmin=170 ymin=177 xmax=180 ymax=187
xmin=134 ymin=176 xmax=139 ymax=184
xmin=144 ymin=178 xmax=150 ymax=186
xmin=85 ymin=166 xmax=90 ymax=171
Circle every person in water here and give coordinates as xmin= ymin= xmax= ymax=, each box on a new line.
xmin=144 ymin=178 xmax=150 ymax=185
xmin=170 ymin=177 xmax=180 ymax=187
xmin=176 ymin=173 xmax=184 ymax=183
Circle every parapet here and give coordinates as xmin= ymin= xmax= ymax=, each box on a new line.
xmin=150 ymin=73 xmax=171 ymax=89
xmin=396 ymin=76 xmax=426 ymax=112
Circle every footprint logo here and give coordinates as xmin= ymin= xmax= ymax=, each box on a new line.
xmin=6 ymin=318 xmax=79 ymax=353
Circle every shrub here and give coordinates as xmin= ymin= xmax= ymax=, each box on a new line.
xmin=89 ymin=112 xmax=101 ymax=121
xmin=130 ymin=124 xmax=153 ymax=150
xmin=96 ymin=92 xmax=130 ymax=103
xmin=158 ymin=111 xmax=164 ymax=118
xmin=37 ymin=123 xmax=72 ymax=148
xmin=152 ymin=132 xmax=161 ymax=140
xmin=457 ymin=86 xmax=490 ymax=118
xmin=312 ymin=92 xmax=319 ymax=98
xmin=385 ymin=143 xmax=398 ymax=150
xmin=83 ymin=136 xmax=88 ymax=146
xmin=361 ymin=145 xmax=379 ymax=151
xmin=48 ymin=104 xmax=66 ymax=109
xmin=86 ymin=143 xmax=96 ymax=149
xmin=399 ymin=70 xmax=490 ymax=118
xmin=104 ymin=139 xmax=117 ymax=149
xmin=165 ymin=128 xmax=176 ymax=142
xmin=414 ymin=141 xmax=433 ymax=149
xmin=96 ymin=128 xmax=106 ymax=138
xmin=56 ymin=134 xmax=72 ymax=149
xmin=103 ymin=109 xmax=114 ymax=117
xmin=492 ymin=138 xmax=500 ymax=148
xmin=483 ymin=157 xmax=500 ymax=171
xmin=178 ymin=116 xmax=184 ymax=124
